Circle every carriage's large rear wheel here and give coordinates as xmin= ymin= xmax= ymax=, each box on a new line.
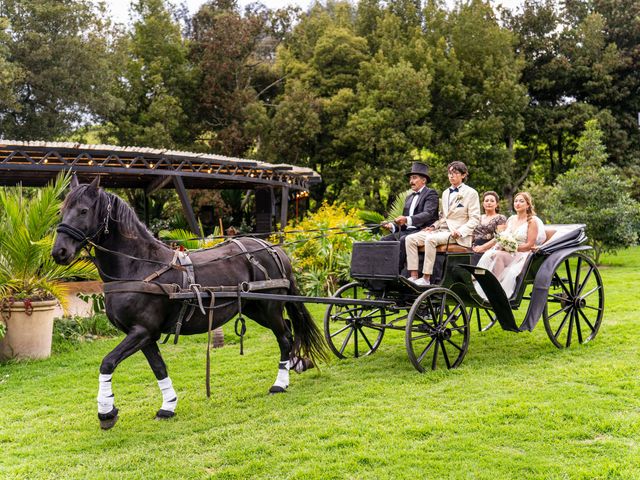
xmin=406 ymin=287 xmax=470 ymax=372
xmin=467 ymin=307 xmax=497 ymax=332
xmin=543 ymin=253 xmax=604 ymax=349
xmin=324 ymin=282 xmax=386 ymax=359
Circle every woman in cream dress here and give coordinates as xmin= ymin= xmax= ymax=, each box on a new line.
xmin=475 ymin=192 xmax=546 ymax=299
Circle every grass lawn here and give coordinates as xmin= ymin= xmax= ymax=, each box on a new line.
xmin=1 ymin=248 xmax=639 ymax=479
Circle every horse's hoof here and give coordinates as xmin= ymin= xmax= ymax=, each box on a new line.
xmin=98 ymin=407 xmax=119 ymax=430
xmin=269 ymin=385 xmax=288 ymax=394
xmin=155 ymin=409 xmax=176 ymax=420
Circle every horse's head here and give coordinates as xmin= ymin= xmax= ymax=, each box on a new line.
xmin=52 ymin=176 xmax=109 ymax=265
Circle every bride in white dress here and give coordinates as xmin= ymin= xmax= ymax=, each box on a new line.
xmin=474 ymin=192 xmax=546 ymax=299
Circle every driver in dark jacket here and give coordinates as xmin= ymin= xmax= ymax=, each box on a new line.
xmin=380 ymin=161 xmax=439 ymax=272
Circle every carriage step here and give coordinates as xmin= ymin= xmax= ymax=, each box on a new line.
xmin=458 ymin=265 xmax=520 ymax=333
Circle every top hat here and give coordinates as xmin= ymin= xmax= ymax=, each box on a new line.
xmin=406 ymin=161 xmax=431 ymax=182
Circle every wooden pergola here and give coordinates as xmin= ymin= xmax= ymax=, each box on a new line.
xmin=0 ymin=141 xmax=321 ymax=235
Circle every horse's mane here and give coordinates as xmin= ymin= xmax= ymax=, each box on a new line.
xmin=64 ymin=185 xmax=166 ymax=247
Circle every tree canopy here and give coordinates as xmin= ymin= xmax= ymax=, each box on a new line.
xmin=0 ymin=0 xmax=639 ymax=241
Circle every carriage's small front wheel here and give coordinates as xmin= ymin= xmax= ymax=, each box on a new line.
xmin=543 ymin=253 xmax=604 ymax=349
xmin=324 ymin=282 xmax=386 ymax=359
xmin=406 ymin=287 xmax=470 ymax=372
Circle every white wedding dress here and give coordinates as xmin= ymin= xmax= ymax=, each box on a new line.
xmin=474 ymin=216 xmax=546 ymax=300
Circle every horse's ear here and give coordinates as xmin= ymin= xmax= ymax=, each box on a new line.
xmin=70 ymin=173 xmax=79 ymax=189
xmin=89 ymin=176 xmax=100 ymax=190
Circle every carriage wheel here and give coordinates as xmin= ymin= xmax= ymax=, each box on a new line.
xmin=543 ymin=253 xmax=604 ymax=349
xmin=406 ymin=287 xmax=470 ymax=372
xmin=323 ymin=282 xmax=386 ymax=359
xmin=468 ymin=307 xmax=497 ymax=332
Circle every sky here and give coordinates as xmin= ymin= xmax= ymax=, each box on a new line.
xmin=100 ymin=0 xmax=526 ymax=25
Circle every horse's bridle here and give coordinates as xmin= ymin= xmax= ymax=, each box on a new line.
xmin=56 ymin=195 xmax=112 ymax=248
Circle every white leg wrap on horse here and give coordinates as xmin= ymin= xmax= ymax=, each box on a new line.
xmin=272 ymin=360 xmax=290 ymax=390
xmin=158 ymin=377 xmax=178 ymax=412
xmin=97 ymin=373 xmax=115 ymax=414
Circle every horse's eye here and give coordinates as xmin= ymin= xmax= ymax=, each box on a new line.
xmin=80 ymin=208 xmax=88 ymax=215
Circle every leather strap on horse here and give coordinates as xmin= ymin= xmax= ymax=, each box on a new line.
xmin=229 ymin=238 xmax=271 ymax=280
xmin=245 ymin=237 xmax=288 ymax=279
xmin=143 ymin=250 xmax=185 ymax=282
xmin=235 ymin=290 xmax=247 ymax=355
xmin=205 ymin=290 xmax=216 ymax=398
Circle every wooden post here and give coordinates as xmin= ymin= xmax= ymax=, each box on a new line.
xmin=280 ymin=186 xmax=289 ymax=230
xmin=172 ymin=176 xmax=202 ymax=237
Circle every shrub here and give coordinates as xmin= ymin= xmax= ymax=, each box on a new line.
xmin=53 ymin=313 xmax=121 ymax=352
xmin=278 ymin=202 xmax=374 ymax=296
xmin=545 ymin=120 xmax=640 ymax=263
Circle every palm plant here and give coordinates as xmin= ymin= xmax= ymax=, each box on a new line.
xmin=158 ymin=224 xmax=223 ymax=250
xmin=0 ymin=173 xmax=98 ymax=308
xmin=358 ymin=190 xmax=411 ymax=226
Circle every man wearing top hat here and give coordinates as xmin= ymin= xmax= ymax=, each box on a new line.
xmin=380 ymin=161 xmax=439 ymax=272
xmin=405 ymin=161 xmax=481 ymax=286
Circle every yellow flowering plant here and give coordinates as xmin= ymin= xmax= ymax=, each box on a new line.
xmin=276 ymin=202 xmax=374 ymax=296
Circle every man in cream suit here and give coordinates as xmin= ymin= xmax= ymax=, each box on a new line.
xmin=405 ymin=161 xmax=481 ymax=286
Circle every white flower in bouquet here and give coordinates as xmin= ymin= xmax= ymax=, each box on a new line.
xmin=496 ymin=231 xmax=519 ymax=253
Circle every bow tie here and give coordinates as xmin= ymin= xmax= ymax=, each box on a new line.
xmin=449 ymin=187 xmax=459 ymax=194
xmin=411 ymin=191 xmax=420 ymax=196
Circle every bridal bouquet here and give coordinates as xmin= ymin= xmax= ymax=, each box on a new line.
xmin=496 ymin=231 xmax=519 ymax=253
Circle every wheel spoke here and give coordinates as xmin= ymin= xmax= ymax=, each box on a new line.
xmin=357 ymin=326 xmax=375 ymax=351
xmin=445 ymin=337 xmax=463 ymax=352
xmin=564 ymin=260 xmax=575 ymax=296
xmin=581 ymin=285 xmax=602 ymax=299
xmin=575 ymin=308 xmax=583 ymax=343
xmin=426 ymin=295 xmax=438 ymax=325
xmin=554 ymin=272 xmax=573 ymax=299
xmin=329 ymin=324 xmax=352 ymax=338
xmin=548 ymin=293 xmax=570 ymax=302
xmin=417 ymin=337 xmax=437 ymax=363
xmin=546 ymin=304 xmax=571 ymax=320
xmin=577 ymin=308 xmax=596 ymax=334
xmin=431 ymin=340 xmax=439 ymax=370
xmin=584 ymin=304 xmax=603 ymax=312
xmin=576 ymin=266 xmax=594 ymax=296
xmin=412 ymin=332 xmax=434 ymax=341
xmin=438 ymin=293 xmax=447 ymax=324
xmin=565 ymin=310 xmax=574 ymax=347
xmin=440 ymin=339 xmax=452 ymax=369
xmin=447 ymin=324 xmax=468 ymax=334
xmin=338 ymin=327 xmax=354 ymax=355
xmin=553 ymin=308 xmax=572 ymax=338
xmin=353 ymin=327 xmax=359 ymax=357
xmin=444 ymin=303 xmax=462 ymax=327
xmin=574 ymin=256 xmax=582 ymax=294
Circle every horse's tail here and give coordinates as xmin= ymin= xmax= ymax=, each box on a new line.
xmin=285 ymin=276 xmax=329 ymax=366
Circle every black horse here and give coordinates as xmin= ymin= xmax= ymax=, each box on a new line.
xmin=52 ymin=177 xmax=327 ymax=429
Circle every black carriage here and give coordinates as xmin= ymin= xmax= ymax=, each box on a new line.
xmin=323 ymin=224 xmax=604 ymax=372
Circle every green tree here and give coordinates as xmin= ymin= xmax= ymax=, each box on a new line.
xmin=0 ymin=0 xmax=119 ymax=139
xmin=504 ymin=0 xmax=626 ymax=187
xmin=190 ymin=0 xmax=280 ymax=156
xmin=546 ymin=119 xmax=640 ymax=263
xmin=106 ymin=0 xmax=197 ymax=149
xmin=0 ymin=17 xmax=22 ymax=112
xmin=416 ymin=0 xmax=528 ymax=200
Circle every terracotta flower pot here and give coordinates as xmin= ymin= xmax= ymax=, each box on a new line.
xmin=0 ymin=299 xmax=59 ymax=361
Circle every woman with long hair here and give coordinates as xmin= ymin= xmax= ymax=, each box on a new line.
xmin=474 ymin=192 xmax=546 ymax=299
xmin=471 ymin=191 xmax=507 ymax=264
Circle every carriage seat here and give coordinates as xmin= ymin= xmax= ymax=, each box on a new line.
xmin=544 ymin=228 xmax=557 ymax=243
xmin=417 ymin=244 xmax=473 ymax=253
